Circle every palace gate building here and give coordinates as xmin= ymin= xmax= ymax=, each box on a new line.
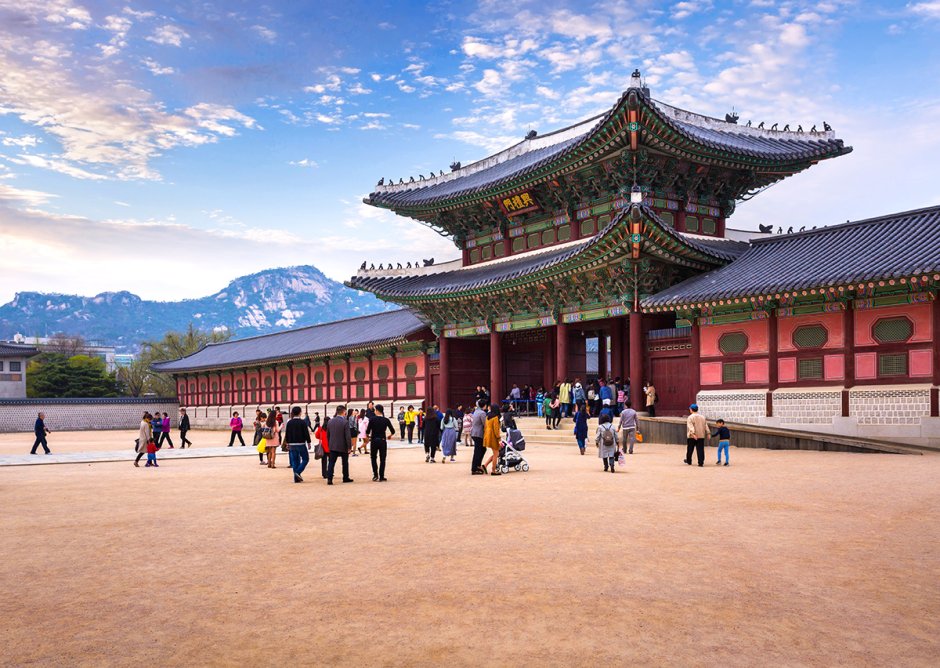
xmin=155 ymin=72 xmax=940 ymax=446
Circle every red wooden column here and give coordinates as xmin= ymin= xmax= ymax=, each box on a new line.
xmin=367 ymin=353 xmax=374 ymax=402
xmin=629 ymin=311 xmax=644 ymax=411
xmin=767 ymin=309 xmax=778 ymax=417
xmin=842 ymin=302 xmax=855 ymax=417
xmin=689 ymin=319 xmax=701 ymax=406
xmin=932 ymin=294 xmax=940 ymax=417
xmin=555 ymin=321 xmax=569 ymax=385
xmin=306 ymin=362 xmax=313 ymax=402
xmin=345 ymin=355 xmax=352 ymax=404
xmin=489 ymin=328 xmax=503 ymax=406
xmin=611 ymin=318 xmax=625 ymax=380
xmin=543 ymin=326 xmax=555 ymax=390
xmin=438 ymin=335 xmax=450 ymax=409
xmin=503 ymin=236 xmax=512 ymax=258
xmin=324 ymin=358 xmax=331 ymax=404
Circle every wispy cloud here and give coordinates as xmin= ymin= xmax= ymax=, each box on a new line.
xmin=146 ymin=24 xmax=189 ymax=47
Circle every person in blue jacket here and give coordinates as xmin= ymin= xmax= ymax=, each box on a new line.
xmin=573 ymin=403 xmax=589 ymax=455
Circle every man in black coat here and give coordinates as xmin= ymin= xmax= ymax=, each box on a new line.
xmin=284 ymin=406 xmax=312 ymax=483
xmin=325 ymin=405 xmax=353 ymax=485
xmin=366 ymin=404 xmax=395 ymax=481
xmin=178 ymin=408 xmax=193 ymax=448
xmin=423 ymin=404 xmax=442 ymax=462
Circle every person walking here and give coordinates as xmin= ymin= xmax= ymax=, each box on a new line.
xmin=423 ymin=404 xmax=442 ymax=463
xmin=151 ymin=411 xmax=163 ymax=448
xmin=416 ymin=408 xmax=426 ymax=445
xmin=454 ymin=404 xmax=465 ymax=442
xmin=134 ymin=412 xmax=152 ymax=467
xmin=325 ymin=406 xmax=353 ymax=484
xmin=470 ymin=400 xmax=488 ymax=475
xmin=618 ymin=402 xmax=638 ymax=454
xmin=158 ymin=412 xmax=174 ymax=448
xmin=685 ymin=403 xmax=708 ymax=467
xmin=252 ymin=410 xmax=266 ymax=465
xmin=440 ymin=409 xmax=458 ymax=463
xmin=178 ymin=408 xmax=192 ymax=448
xmin=315 ymin=419 xmax=330 ymax=479
xmin=543 ymin=392 xmax=553 ymax=429
xmin=645 ymin=382 xmax=657 ymax=417
xmin=357 ymin=410 xmax=370 ymax=455
xmin=30 ymin=412 xmax=51 ymax=454
xmin=482 ymin=403 xmax=502 ymax=476
xmin=404 ymin=405 xmax=417 ymax=444
xmin=462 ymin=409 xmax=473 ymax=447
xmin=595 ymin=412 xmax=619 ymax=473
xmin=285 ymin=406 xmax=312 ymax=483
xmin=366 ymin=404 xmax=395 ymax=481
xmin=264 ymin=410 xmax=279 ymax=468
xmin=550 ymin=394 xmax=562 ymax=429
xmin=712 ymin=419 xmax=731 ymax=466
xmin=559 ymin=379 xmax=571 ymax=417
xmin=348 ymin=408 xmax=360 ymax=456
xmin=573 ymin=380 xmax=586 ymax=414
xmin=573 ymin=402 xmax=589 ymax=455
xmin=228 ymin=411 xmax=246 ymax=447
xmin=397 ymin=407 xmax=407 ymax=441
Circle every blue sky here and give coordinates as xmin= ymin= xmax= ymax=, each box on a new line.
xmin=1 ymin=0 xmax=938 ymax=303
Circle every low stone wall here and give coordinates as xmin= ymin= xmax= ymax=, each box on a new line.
xmin=0 ymin=398 xmax=179 ymax=433
xmin=638 ymin=417 xmax=921 ymax=455
xmin=183 ymin=399 xmax=426 ymax=430
xmin=695 ymin=384 xmax=940 ymax=448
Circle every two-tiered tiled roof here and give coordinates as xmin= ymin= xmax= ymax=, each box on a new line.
xmin=0 ymin=343 xmax=40 ymax=357
xmin=151 ymin=309 xmax=427 ymax=373
xmin=643 ymin=205 xmax=940 ymax=310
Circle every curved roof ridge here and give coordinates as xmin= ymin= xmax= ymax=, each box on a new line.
xmin=749 ymin=203 xmax=940 ymax=245
xmin=650 ymin=98 xmax=837 ymax=142
xmin=372 ymin=112 xmax=604 ymax=196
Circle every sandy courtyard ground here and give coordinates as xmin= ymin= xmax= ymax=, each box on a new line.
xmin=1 ymin=431 xmax=938 ymax=667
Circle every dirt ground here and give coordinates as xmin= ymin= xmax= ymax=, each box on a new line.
xmin=0 ymin=429 xmax=253 ymax=455
xmin=1 ymin=432 xmax=938 ymax=667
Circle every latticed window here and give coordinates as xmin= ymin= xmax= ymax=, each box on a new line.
xmin=873 ymin=317 xmax=913 ymax=343
xmin=702 ymin=218 xmax=716 ymax=234
xmin=405 ymin=361 xmax=418 ymax=397
xmin=659 ymin=212 xmax=674 ymax=228
xmin=469 ymin=249 xmax=481 ymax=263
xmin=481 ymin=245 xmax=493 ymax=260
xmin=527 ymin=233 xmax=540 ymax=249
xmin=797 ymin=358 xmax=823 ymax=380
xmin=686 ymin=216 xmax=699 ymax=233
xmin=280 ymin=374 xmax=289 ymax=402
xmin=296 ymin=374 xmax=305 ymax=402
xmin=793 ymin=324 xmax=828 ymax=349
xmin=722 ymin=362 xmax=745 ymax=383
xmin=494 ymin=243 xmax=506 ymax=257
xmin=718 ymin=332 xmax=748 ymax=354
xmin=354 ymin=368 xmax=366 ymax=381
xmin=878 ymin=353 xmax=908 ymax=376
xmin=512 ymin=237 xmax=525 ymax=252
xmin=557 ymin=225 xmax=571 ymax=242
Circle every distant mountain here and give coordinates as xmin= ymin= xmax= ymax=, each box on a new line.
xmin=0 ymin=266 xmax=393 ymax=352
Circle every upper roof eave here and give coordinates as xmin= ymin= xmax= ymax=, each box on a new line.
xmin=365 ymin=88 xmax=851 ymax=214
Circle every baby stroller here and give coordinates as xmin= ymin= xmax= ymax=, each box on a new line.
xmin=499 ymin=428 xmax=529 ymax=474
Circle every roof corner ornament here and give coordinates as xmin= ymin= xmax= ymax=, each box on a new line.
xmin=630 ymin=69 xmax=642 ymax=87
xmin=359 ymin=261 xmax=367 ymax=271
xmin=758 ymin=224 xmax=773 ymax=234
xmin=423 ymin=258 xmax=435 ymax=267
xmin=823 ymin=121 xmax=832 ymax=132
xmin=526 ymin=129 xmax=538 ymax=139
xmin=725 ymin=111 xmax=739 ymax=124
xmin=376 ymin=177 xmax=384 ymax=186
xmin=450 ymin=161 xmax=461 ymax=171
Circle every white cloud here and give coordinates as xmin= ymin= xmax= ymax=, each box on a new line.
xmin=251 ymin=24 xmax=277 ymax=42
xmin=183 ymin=103 xmax=259 ymax=137
xmin=1 ymin=135 xmax=40 ymax=148
xmin=289 ymin=158 xmax=318 ymax=168
xmin=7 ymin=153 xmax=108 ymax=180
xmin=473 ymin=69 xmax=502 ymax=96
xmin=908 ymin=2 xmax=940 ymax=18
xmin=0 ymin=183 xmax=57 ymax=206
xmin=535 ymin=85 xmax=560 ymax=100
xmin=142 ymin=57 xmax=175 ymax=76
xmin=436 ymin=130 xmax=519 ymax=153
xmin=146 ymin=24 xmax=189 ymax=47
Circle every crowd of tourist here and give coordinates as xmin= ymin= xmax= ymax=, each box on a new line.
xmin=34 ymin=378 xmax=732 ymax=475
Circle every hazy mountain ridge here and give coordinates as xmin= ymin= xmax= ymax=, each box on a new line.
xmin=0 ymin=266 xmax=392 ymax=352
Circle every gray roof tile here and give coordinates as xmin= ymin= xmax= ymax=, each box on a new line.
xmin=151 ymin=309 xmax=427 ymax=372
xmin=643 ymin=205 xmax=940 ymax=308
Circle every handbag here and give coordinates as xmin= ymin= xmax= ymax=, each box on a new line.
xmin=635 ymin=432 xmax=644 ymax=443
xmin=314 ymin=443 xmax=324 ymax=460
xmin=617 ymin=451 xmax=626 ymax=466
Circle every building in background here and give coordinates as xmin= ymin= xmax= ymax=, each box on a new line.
xmin=0 ymin=343 xmax=40 ymax=399
xmin=153 ymin=73 xmax=940 ymax=446
xmin=12 ymin=335 xmax=118 ymax=372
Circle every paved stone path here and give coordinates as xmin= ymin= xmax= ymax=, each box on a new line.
xmin=0 ymin=442 xmax=419 ymax=466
